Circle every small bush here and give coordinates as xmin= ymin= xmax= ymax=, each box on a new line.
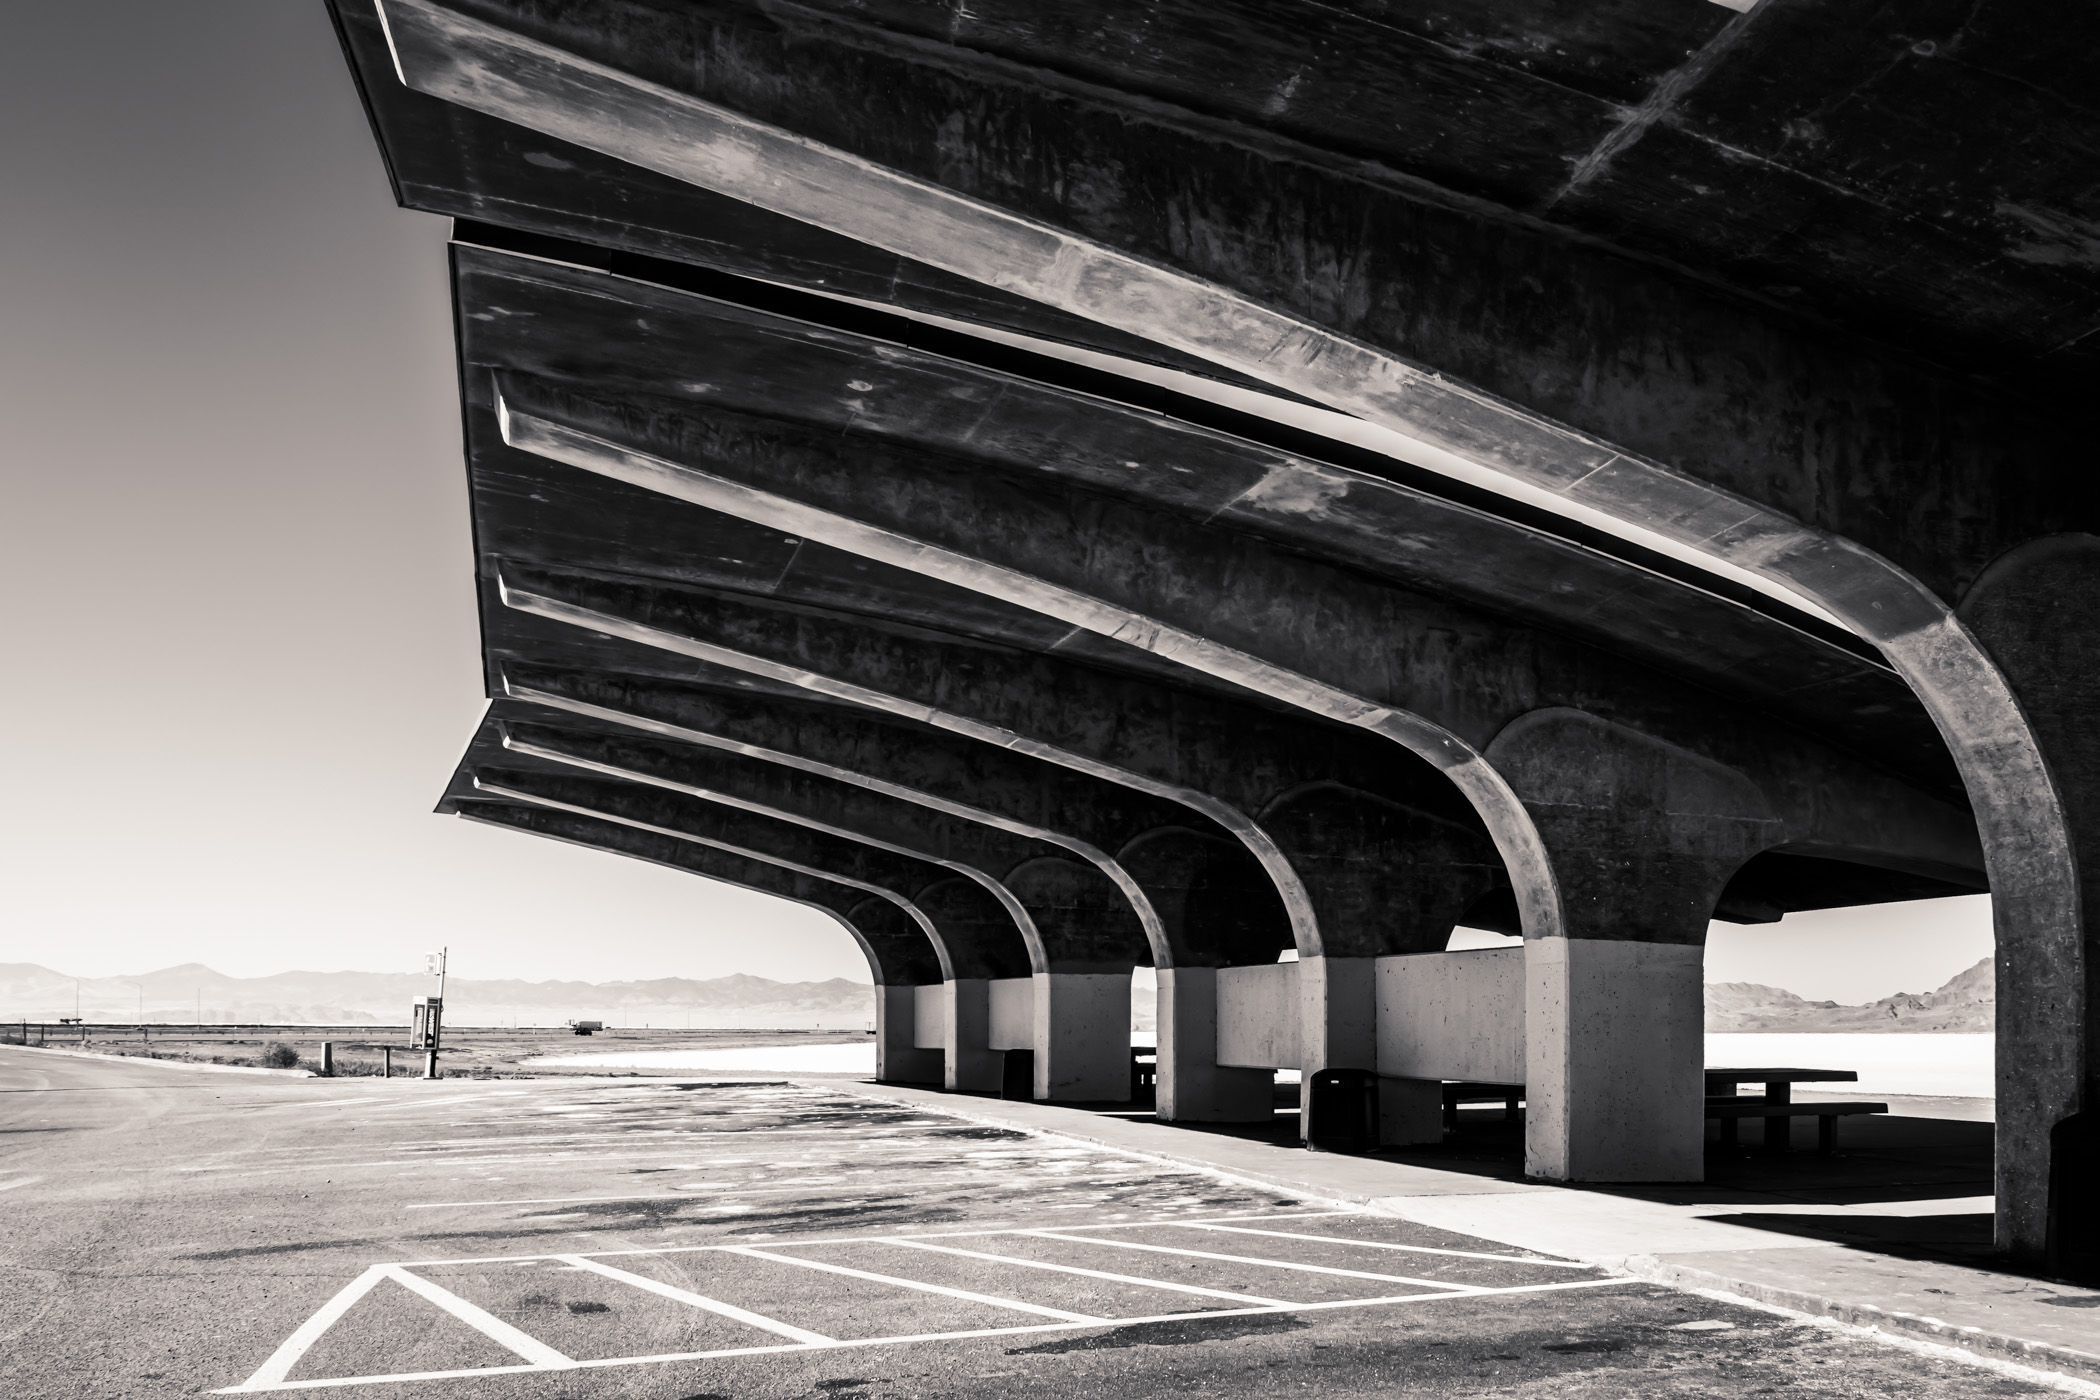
xmin=260 ymin=1043 xmax=300 ymax=1069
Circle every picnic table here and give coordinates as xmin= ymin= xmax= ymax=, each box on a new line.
xmin=1439 ymin=1068 xmax=1888 ymax=1155
xmin=1705 ymin=1067 xmax=1886 ymax=1155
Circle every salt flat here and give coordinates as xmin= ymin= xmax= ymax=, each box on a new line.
xmin=1706 ymin=1032 xmax=1992 ymax=1099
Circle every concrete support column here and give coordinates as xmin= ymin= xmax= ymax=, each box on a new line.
xmin=1033 ymin=972 xmax=1133 ymax=1102
xmin=1155 ymin=967 xmax=1272 ymax=1122
xmin=1960 ymin=535 xmax=2100 ymax=1272
xmin=1297 ymin=956 xmax=1441 ymax=1145
xmin=934 ymin=979 xmax=1000 ymax=1092
xmin=1524 ymin=938 xmax=1705 ymax=1181
xmin=1490 ymin=708 xmax=1781 ymax=1184
xmin=875 ymin=984 xmax=942 ymax=1085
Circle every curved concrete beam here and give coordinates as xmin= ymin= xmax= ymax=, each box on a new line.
xmin=497 ymin=730 xmax=1045 ymax=966
xmin=456 ymin=798 xmax=941 ymax=987
xmin=494 ymin=395 xmax=1567 ymax=947
xmin=497 ymin=681 xmax=1174 ymax=964
xmin=468 ymin=771 xmax=1031 ymax=981
xmin=500 ymin=720 xmax=1156 ymax=971
xmin=466 ymin=780 xmax=960 ymax=977
xmin=495 ymin=566 xmax=1493 ymax=963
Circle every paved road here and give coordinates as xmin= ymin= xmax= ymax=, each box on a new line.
xmin=0 ymin=1046 xmax=2071 ymax=1398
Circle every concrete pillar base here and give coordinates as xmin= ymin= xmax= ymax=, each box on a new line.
xmin=1525 ymin=938 xmax=1703 ymax=1182
xmin=1034 ymin=971 xmax=1133 ymax=1102
xmin=1157 ymin=967 xmax=1272 ymax=1122
xmin=876 ymin=984 xmax=942 ymax=1085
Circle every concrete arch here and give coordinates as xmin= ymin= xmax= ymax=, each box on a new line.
xmin=497 ymin=719 xmax=1054 ymax=972
xmin=497 ymin=565 xmax=1390 ymax=966
xmin=1253 ymin=780 xmax=1506 ymax=960
xmin=494 ymin=399 xmax=1566 ymax=949
xmin=464 ymin=766 xmax=1032 ymax=982
xmin=1111 ymin=825 xmax=1293 ymax=970
xmin=993 ymin=854 xmax=1153 ymax=973
xmin=499 ymin=713 xmax=1161 ymax=972
xmin=455 ymin=797 xmax=942 ymax=988
xmin=498 ymin=670 xmax=1182 ymax=966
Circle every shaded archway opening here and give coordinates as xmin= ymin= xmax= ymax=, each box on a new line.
xmin=1256 ymin=779 xmax=1512 ymax=961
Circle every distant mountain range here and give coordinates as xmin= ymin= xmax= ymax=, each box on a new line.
xmin=0 ymin=963 xmax=874 ymax=1029
xmin=1 ymin=957 xmax=1994 ymax=1033
xmin=1706 ymin=957 xmax=1992 ymax=1033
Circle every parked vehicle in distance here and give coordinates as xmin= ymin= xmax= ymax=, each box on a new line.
xmin=567 ymin=1020 xmax=604 ymax=1036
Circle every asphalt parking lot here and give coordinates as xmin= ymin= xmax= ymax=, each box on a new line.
xmin=0 ymin=1046 xmax=2077 ymax=1398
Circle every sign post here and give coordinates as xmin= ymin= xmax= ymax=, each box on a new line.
xmin=416 ymin=947 xmax=448 ymax=1079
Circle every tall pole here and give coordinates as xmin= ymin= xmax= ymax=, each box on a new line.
xmin=424 ymin=946 xmax=448 ymax=1080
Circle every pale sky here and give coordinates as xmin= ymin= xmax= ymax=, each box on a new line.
xmin=0 ymin=3 xmax=1996 ymax=1002
xmin=0 ymin=2 xmax=856 ymax=984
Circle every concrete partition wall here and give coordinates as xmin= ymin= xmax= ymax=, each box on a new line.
xmin=1376 ymin=947 xmax=1524 ymax=1083
xmin=877 ymin=984 xmax=943 ymax=1084
xmin=1216 ymin=962 xmax=1300 ymax=1068
xmin=1156 ymin=967 xmax=1273 ymax=1122
xmin=917 ymin=979 xmax=1001 ymax=1092
xmin=987 ymin=977 xmax=1036 ymax=1050
xmin=1033 ymin=972 xmax=1132 ymax=1101
xmin=1216 ymin=959 xmax=1444 ymax=1143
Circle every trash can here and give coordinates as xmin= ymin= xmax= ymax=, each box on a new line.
xmin=1306 ymin=1068 xmax=1378 ymax=1151
xmin=1000 ymin=1049 xmax=1035 ymax=1101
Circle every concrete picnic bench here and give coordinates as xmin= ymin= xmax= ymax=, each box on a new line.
xmin=1441 ymin=1068 xmax=1888 ymax=1155
xmin=1705 ymin=1067 xmax=1887 ymax=1155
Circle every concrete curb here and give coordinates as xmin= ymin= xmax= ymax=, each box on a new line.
xmin=1624 ymin=1255 xmax=2100 ymax=1385
xmin=830 ymin=1079 xmax=2100 ymax=1389
xmin=4 ymin=1044 xmax=316 ymax=1078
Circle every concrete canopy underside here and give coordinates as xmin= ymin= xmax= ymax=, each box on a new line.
xmin=331 ymin=0 xmax=2098 ymax=1266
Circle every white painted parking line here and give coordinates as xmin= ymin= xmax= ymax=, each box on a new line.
xmin=1031 ymin=1210 xmax=1363 ymax=1232
xmin=722 ymin=1245 xmax=1108 ymax=1323
xmin=552 ymin=1254 xmax=835 ymax=1344
xmin=393 ymin=1209 xmax=1430 ymax=1268
xmin=408 ymin=1193 xmax=681 ymax=1209
xmin=218 ymin=1274 xmax=1635 ymax=1392
xmin=1168 ymin=1221 xmax=1589 ymax=1267
xmin=882 ymin=1237 xmax=1296 ymax=1306
xmin=1025 ymin=1231 xmax=1490 ymax=1292
xmin=357 ymin=1092 xmax=533 ymax=1113
xmin=226 ymin=1267 xmax=394 ymax=1392
xmin=394 ymin=1126 xmax=932 ymax=1147
xmin=406 ymin=1187 xmax=846 ymax=1208
xmin=385 ymin=1267 xmax=576 ymax=1368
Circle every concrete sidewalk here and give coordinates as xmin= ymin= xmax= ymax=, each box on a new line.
xmin=839 ymin=1080 xmax=2100 ymax=1385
